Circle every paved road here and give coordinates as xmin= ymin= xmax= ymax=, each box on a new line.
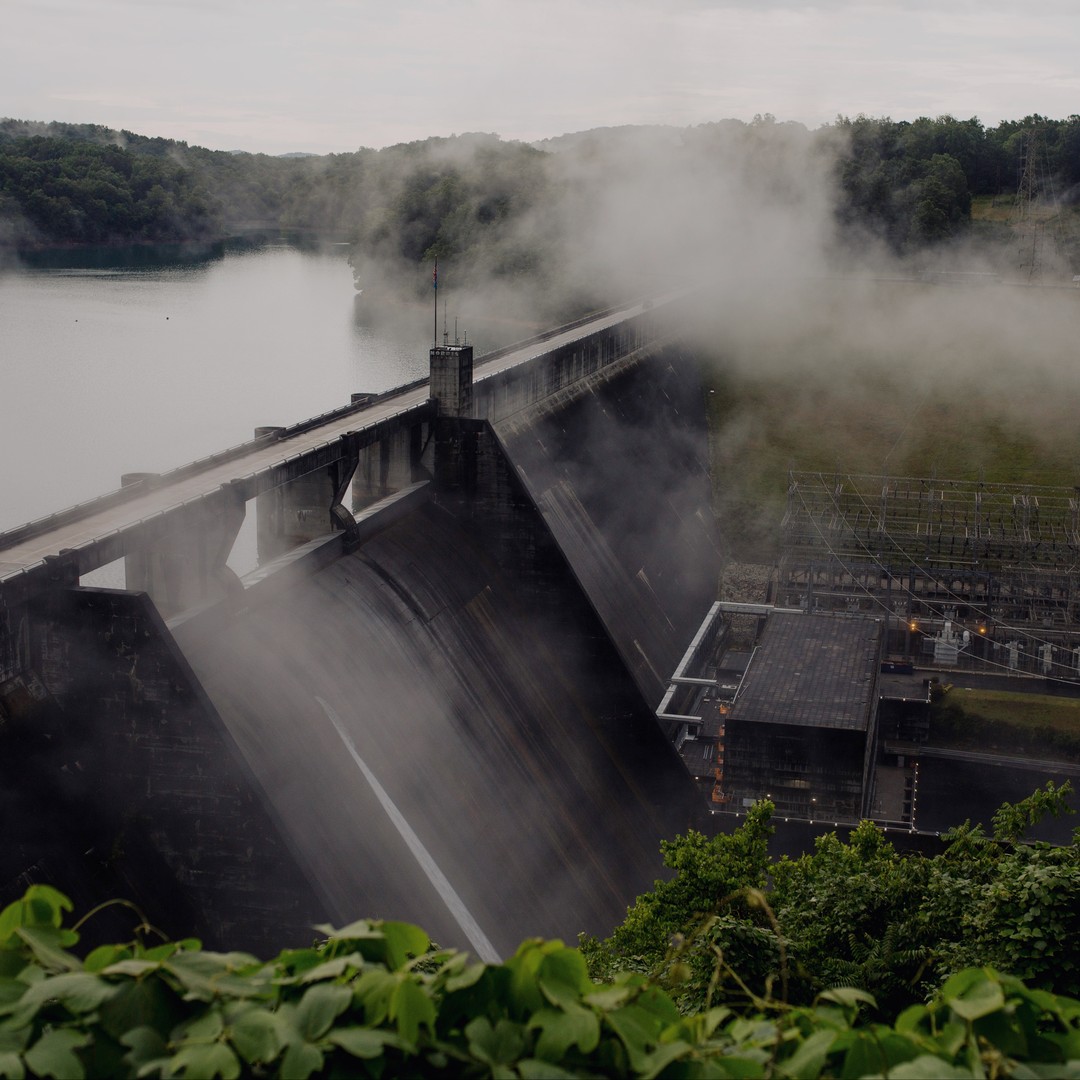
xmin=0 ymin=301 xmax=654 ymax=583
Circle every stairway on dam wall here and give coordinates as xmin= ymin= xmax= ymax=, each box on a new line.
xmin=0 ymin=328 xmax=720 ymax=957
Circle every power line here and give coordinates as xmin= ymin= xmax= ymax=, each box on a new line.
xmin=786 ymin=477 xmax=1080 ymax=685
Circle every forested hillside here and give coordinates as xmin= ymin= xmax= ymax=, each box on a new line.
xmin=2 ymin=114 xmax=1079 ymax=294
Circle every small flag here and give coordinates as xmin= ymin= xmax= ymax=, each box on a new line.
xmin=433 ymin=258 xmax=438 ymax=290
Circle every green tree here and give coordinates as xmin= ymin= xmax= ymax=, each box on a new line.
xmin=584 ymin=785 xmax=1080 ymax=1021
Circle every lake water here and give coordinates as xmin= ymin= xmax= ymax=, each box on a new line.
xmin=0 ymin=238 xmax=430 ymax=537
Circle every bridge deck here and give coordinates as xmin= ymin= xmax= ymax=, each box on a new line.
xmin=0 ymin=301 xmax=654 ymax=585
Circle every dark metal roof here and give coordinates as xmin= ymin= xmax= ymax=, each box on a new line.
xmin=730 ymin=612 xmax=881 ymax=732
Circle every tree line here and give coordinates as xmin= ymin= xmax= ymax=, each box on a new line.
xmin=2 ymin=113 xmax=1078 ymax=280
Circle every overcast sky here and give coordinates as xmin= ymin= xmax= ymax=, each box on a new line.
xmin=4 ymin=0 xmax=1079 ymax=156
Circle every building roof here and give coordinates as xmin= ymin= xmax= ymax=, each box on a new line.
xmin=878 ymin=672 xmax=932 ymax=703
xmin=730 ymin=612 xmax=881 ymax=732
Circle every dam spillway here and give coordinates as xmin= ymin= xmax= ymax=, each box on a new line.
xmin=0 ymin=299 xmax=720 ymax=954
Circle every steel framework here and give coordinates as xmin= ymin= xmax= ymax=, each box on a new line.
xmin=780 ymin=472 xmax=1080 ymax=646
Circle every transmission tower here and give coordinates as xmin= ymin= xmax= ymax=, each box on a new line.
xmin=1014 ymin=126 xmax=1072 ymax=281
xmin=1015 ymin=128 xmax=1042 ymax=280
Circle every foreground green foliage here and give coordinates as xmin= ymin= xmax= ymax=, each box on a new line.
xmin=582 ymin=786 xmax=1080 ymax=1021
xmin=2 ymin=885 xmax=1080 ymax=1077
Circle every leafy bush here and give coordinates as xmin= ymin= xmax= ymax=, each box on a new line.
xmin=2 ymin=884 xmax=1080 ymax=1077
xmin=9 ymin=883 xmax=1080 ymax=1076
xmin=584 ymin=785 xmax=1080 ymax=1022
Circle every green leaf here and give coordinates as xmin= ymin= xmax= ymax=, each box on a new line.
xmin=699 ymin=1053 xmax=771 ymax=1077
xmin=517 ymin=1059 xmax=580 ymax=1079
xmin=0 ymin=1052 xmax=23 ymax=1079
xmin=389 ymin=977 xmax=435 ymax=1044
xmin=140 ymin=940 xmax=196 ymax=964
xmin=537 ymin=948 xmax=590 ymax=1009
xmin=633 ymin=986 xmax=681 ymax=1025
xmin=0 ymin=904 xmax=21 ymax=948
xmin=272 ymin=947 xmax=323 ymax=981
xmin=100 ymin=975 xmax=181 ymax=1043
xmin=327 ymin=1026 xmax=402 ymax=1059
xmin=174 ymin=1006 xmax=226 ymax=1045
xmin=0 ymin=1032 xmax=28 ymax=1057
xmin=352 ymin=969 xmax=398 ymax=1026
xmin=164 ymin=952 xmax=266 ymax=1002
xmin=818 ymin=986 xmax=878 ymax=1013
xmin=529 ymin=1004 xmax=600 ymax=1060
xmin=119 ymin=1026 xmax=168 ymax=1071
xmin=21 ymin=887 xmax=73 ymax=930
xmin=973 ymin=1008 xmax=1029 ymax=1058
xmin=0 ymin=978 xmax=29 ymax=1012
xmin=23 ymin=1029 xmax=89 ymax=1079
xmin=380 ymin=922 xmax=430 ymax=971
xmin=13 ymin=927 xmax=80 ymax=972
xmin=443 ymin=961 xmax=487 ymax=993
xmin=777 ymin=1028 xmax=837 ymax=1078
xmin=852 ymin=1030 xmax=925 ymax=1077
xmin=465 ymin=1017 xmax=526 ymax=1067
xmin=583 ymin=985 xmax=633 ymax=1011
xmin=228 ymin=1007 xmax=283 ymax=1064
xmin=639 ymin=1040 xmax=695 ymax=1078
xmin=295 ymin=983 xmax=352 ymax=1042
xmin=296 ymin=952 xmax=366 ymax=984
xmin=83 ymin=944 xmax=131 ymax=973
xmin=164 ymin=1042 xmax=240 ymax=1079
xmin=895 ymin=1004 xmax=929 ymax=1034
xmin=886 ymin=1055 xmax=979 ymax=1079
xmin=279 ymin=1039 xmax=323 ymax=1079
xmin=101 ymin=959 xmax=162 ymax=978
xmin=313 ymin=919 xmax=382 ymax=942
xmin=605 ymin=1003 xmax=667 ymax=1072
xmin=949 ymin=976 xmax=1006 ymax=1022
xmin=506 ymin=939 xmax=552 ymax=1015
xmin=20 ymin=971 xmax=121 ymax=1014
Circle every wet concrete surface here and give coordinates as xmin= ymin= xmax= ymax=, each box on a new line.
xmin=173 ymin=500 xmax=699 ymax=957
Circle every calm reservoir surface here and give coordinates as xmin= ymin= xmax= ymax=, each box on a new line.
xmin=0 ymin=239 xmax=427 ymax=537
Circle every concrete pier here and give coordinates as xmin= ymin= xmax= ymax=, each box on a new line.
xmin=121 ymin=472 xmax=245 ymax=617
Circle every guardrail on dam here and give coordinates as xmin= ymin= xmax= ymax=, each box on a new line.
xmin=0 ymin=293 xmax=720 ymax=957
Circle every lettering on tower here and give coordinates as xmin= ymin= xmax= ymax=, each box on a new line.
xmin=430 ymin=344 xmax=474 ymax=418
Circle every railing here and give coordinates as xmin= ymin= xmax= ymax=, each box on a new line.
xmin=0 ymin=381 xmax=434 ymax=554
xmin=0 ymin=298 xmax=662 ymax=557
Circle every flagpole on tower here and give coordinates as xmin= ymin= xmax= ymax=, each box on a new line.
xmin=432 ymin=257 xmax=438 ymax=347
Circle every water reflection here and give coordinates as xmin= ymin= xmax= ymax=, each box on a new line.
xmin=14 ymin=239 xmax=229 ymax=273
xmin=0 ymin=237 xmax=428 ymax=535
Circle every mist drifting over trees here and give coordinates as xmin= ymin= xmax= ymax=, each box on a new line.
xmin=2 ymin=113 xmax=1079 ymax=300
xmin=5 ymin=110 xmax=1080 ymax=552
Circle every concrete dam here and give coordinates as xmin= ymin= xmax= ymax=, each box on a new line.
xmin=0 ymin=296 xmax=721 ymax=957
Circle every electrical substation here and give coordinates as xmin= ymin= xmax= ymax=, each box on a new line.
xmin=667 ymin=471 xmax=1080 ymax=831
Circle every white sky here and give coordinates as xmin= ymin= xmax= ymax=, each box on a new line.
xmin=4 ymin=0 xmax=1080 ymax=156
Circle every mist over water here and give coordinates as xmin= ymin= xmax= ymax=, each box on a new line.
xmin=0 ymin=239 xmax=425 ymax=534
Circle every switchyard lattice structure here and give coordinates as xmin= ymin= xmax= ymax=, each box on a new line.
xmin=780 ymin=472 xmax=1080 ymax=679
